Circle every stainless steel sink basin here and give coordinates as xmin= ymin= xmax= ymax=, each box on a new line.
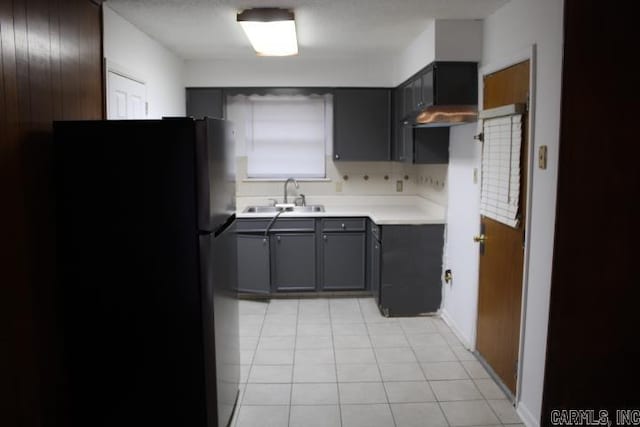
xmin=291 ymin=205 xmax=325 ymax=213
xmin=243 ymin=205 xmax=324 ymax=213
xmin=242 ymin=206 xmax=279 ymax=213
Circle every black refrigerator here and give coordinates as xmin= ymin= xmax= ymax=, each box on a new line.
xmin=54 ymin=118 xmax=239 ymax=427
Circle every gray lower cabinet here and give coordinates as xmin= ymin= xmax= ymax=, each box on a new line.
xmin=271 ymin=233 xmax=316 ymax=291
xmin=379 ymin=224 xmax=444 ymax=316
xmin=321 ymin=232 xmax=366 ymax=291
xmin=369 ymin=226 xmax=381 ymax=303
xmin=237 ymin=234 xmax=270 ymax=294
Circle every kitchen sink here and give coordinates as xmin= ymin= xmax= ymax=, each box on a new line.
xmin=242 ymin=206 xmax=279 ymax=213
xmin=243 ymin=205 xmax=325 ymax=213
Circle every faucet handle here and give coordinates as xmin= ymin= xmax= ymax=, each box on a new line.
xmin=267 ymin=198 xmax=278 ymax=206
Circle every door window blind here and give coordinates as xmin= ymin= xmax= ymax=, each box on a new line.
xmin=480 ymin=114 xmax=522 ymax=227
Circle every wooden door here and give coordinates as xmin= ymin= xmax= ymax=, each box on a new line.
xmin=476 ymin=61 xmax=529 ymax=395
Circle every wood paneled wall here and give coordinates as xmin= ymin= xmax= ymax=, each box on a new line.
xmin=0 ymin=1 xmax=103 ymax=425
xmin=542 ymin=0 xmax=639 ymax=423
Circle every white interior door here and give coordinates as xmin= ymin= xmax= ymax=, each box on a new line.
xmin=107 ymin=71 xmax=147 ymax=119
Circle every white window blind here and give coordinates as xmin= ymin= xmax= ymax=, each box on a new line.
xmin=244 ymin=95 xmax=329 ymax=179
xmin=480 ymin=114 xmax=522 ymax=227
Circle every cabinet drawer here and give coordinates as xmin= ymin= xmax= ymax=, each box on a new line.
xmin=236 ymin=218 xmax=315 ymax=233
xmin=321 ymin=218 xmax=366 ymax=232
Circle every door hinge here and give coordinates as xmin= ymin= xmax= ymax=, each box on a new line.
xmin=514 ymin=359 xmax=519 ymax=379
xmin=145 ymin=102 xmax=149 ymax=116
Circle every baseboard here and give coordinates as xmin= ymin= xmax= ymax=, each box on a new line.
xmin=440 ymin=309 xmax=473 ymax=349
xmin=517 ymin=401 xmax=539 ymax=427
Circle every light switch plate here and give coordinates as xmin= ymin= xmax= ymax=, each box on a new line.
xmin=538 ymin=145 xmax=548 ymax=169
xmin=335 ymin=181 xmax=343 ymax=192
xmin=396 ymin=180 xmax=403 ymax=192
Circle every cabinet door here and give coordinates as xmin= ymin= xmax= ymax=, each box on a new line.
xmin=402 ymin=125 xmax=414 ymax=163
xmin=392 ymin=88 xmax=404 ymax=161
xmin=402 ymin=83 xmax=413 ymax=116
xmin=434 ymin=62 xmax=478 ymax=105
xmin=237 ymin=234 xmax=270 ymax=294
xmin=321 ymin=233 xmax=366 ymax=290
xmin=272 ymin=233 xmax=316 ymax=291
xmin=333 ymin=89 xmax=391 ymax=161
xmin=412 ymin=77 xmax=423 ymax=110
xmin=380 ymin=225 xmax=444 ymax=315
xmin=414 ymin=127 xmax=449 ymax=164
xmin=421 ymin=69 xmax=434 ymax=107
xmin=186 ymin=88 xmax=224 ymax=119
xmin=370 ymin=235 xmax=381 ymax=304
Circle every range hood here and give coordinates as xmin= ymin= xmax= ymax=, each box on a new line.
xmin=411 ymin=104 xmax=478 ymax=127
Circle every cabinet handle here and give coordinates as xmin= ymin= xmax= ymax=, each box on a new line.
xmin=341 ymin=223 xmax=346 ymax=229
xmin=276 ymin=236 xmax=281 ymax=242
xmin=323 ymin=235 xmax=328 ymax=241
xmin=375 ymin=244 xmax=379 ymax=249
xmin=262 ymin=238 xmax=267 ymax=244
xmin=335 ymin=154 xmax=340 ymax=159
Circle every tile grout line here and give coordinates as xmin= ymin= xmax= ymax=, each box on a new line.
xmin=286 ymin=299 xmax=300 ymax=427
xmin=409 ymin=318 xmax=453 ymax=426
xmin=328 ymin=298 xmax=344 ymax=427
xmin=359 ymin=298 xmax=398 ymax=427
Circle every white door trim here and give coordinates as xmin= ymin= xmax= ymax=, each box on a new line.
xmin=477 ymin=44 xmax=538 ymax=405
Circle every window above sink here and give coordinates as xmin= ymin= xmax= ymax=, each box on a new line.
xmin=227 ymin=94 xmax=333 ymax=180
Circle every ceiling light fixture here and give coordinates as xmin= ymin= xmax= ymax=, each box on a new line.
xmin=237 ymin=8 xmax=298 ymax=56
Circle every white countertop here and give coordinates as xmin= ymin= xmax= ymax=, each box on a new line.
xmin=235 ymin=195 xmax=446 ymax=225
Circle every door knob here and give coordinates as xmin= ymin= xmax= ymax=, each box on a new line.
xmin=473 ymin=234 xmax=486 ymax=243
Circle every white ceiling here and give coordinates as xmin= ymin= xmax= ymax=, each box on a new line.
xmin=105 ymin=0 xmax=509 ymax=61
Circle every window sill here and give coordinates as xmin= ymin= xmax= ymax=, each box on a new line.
xmin=242 ymin=178 xmax=332 ymax=183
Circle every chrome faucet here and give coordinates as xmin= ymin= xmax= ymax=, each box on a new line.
xmin=283 ymin=177 xmax=299 ymax=204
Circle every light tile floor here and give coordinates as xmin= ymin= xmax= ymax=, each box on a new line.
xmin=233 ymin=297 xmax=524 ymax=427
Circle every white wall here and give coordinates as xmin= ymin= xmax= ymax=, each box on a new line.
xmin=393 ymin=20 xmax=436 ymax=85
xmin=440 ymin=123 xmax=481 ymax=347
xmin=103 ymin=4 xmax=185 ymax=118
xmin=185 ymin=57 xmax=395 ymax=87
xmin=435 ymin=20 xmax=483 ymax=62
xmin=483 ymin=2 xmax=564 ymax=425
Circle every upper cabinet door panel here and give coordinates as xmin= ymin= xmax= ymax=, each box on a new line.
xmin=421 ymin=69 xmax=434 ymax=107
xmin=333 ymin=89 xmax=391 ymax=161
xmin=433 ymin=62 xmax=478 ymax=105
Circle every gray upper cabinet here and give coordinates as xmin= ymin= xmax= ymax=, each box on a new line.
xmin=414 ymin=127 xmax=449 ymax=164
xmin=272 ymin=233 xmax=316 ymax=292
xmin=321 ymin=232 xmax=366 ymax=291
xmin=186 ymin=88 xmax=224 ymax=119
xmin=392 ymin=88 xmax=404 ymax=161
xmin=333 ymin=88 xmax=391 ymax=161
xmin=237 ymin=234 xmax=270 ymax=294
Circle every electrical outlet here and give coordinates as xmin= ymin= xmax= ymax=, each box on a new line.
xmin=396 ymin=180 xmax=403 ymax=192
xmin=335 ymin=181 xmax=343 ymax=192
xmin=538 ymin=145 xmax=548 ymax=169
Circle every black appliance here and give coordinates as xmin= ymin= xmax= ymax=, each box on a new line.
xmin=54 ymin=118 xmax=239 ymax=427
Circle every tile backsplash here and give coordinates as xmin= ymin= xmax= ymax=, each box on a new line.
xmin=236 ymin=156 xmax=448 ymax=206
